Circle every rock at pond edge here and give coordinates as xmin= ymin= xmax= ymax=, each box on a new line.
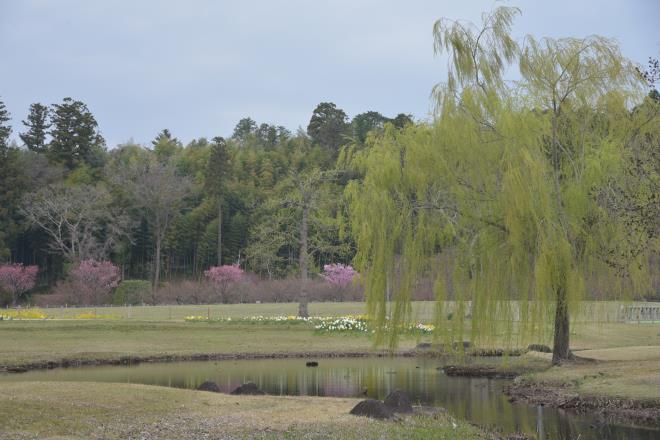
xmin=384 ymin=390 xmax=413 ymax=413
xmin=230 ymin=382 xmax=266 ymax=395
xmin=349 ymin=399 xmax=393 ymax=420
xmin=197 ymin=380 xmax=221 ymax=393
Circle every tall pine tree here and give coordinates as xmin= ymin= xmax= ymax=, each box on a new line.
xmin=49 ymin=97 xmax=104 ymax=169
xmin=0 ymin=99 xmax=10 ymax=149
xmin=20 ymin=103 xmax=50 ymax=152
xmin=0 ymin=99 xmax=21 ymax=260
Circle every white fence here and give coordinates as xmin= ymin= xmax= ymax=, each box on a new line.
xmin=618 ymin=305 xmax=660 ymax=322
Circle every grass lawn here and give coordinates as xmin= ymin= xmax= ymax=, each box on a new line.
xmin=0 ymin=301 xmax=658 ymax=437
xmin=27 ymin=300 xmax=660 ymax=322
xmin=33 ymin=301 xmax=374 ymax=321
xmin=0 ymin=381 xmax=492 ymax=440
xmin=524 ymin=358 xmax=660 ymax=401
xmin=0 ymin=320 xmax=415 ymax=367
xmin=0 ymin=301 xmax=658 ymax=368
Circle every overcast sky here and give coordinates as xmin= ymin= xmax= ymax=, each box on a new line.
xmin=1 ymin=0 xmax=658 ymax=147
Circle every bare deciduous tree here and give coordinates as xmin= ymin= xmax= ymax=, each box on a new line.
xmin=21 ymin=184 xmax=131 ymax=262
xmin=125 ymin=161 xmax=192 ymax=300
xmin=288 ymin=170 xmax=339 ymax=317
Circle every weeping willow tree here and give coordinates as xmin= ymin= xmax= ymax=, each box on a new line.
xmin=347 ymin=7 xmax=656 ymax=364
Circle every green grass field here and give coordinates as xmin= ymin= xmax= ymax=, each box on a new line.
xmin=25 ymin=300 xmax=659 ymax=322
xmin=1 ymin=301 xmax=658 ymax=369
xmin=0 ymin=320 xmax=405 ymax=367
xmin=1 ymin=301 xmax=658 ymax=438
xmin=31 ymin=301 xmax=372 ymax=320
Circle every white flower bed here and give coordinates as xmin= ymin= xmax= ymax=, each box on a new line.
xmin=184 ymin=314 xmax=435 ymax=335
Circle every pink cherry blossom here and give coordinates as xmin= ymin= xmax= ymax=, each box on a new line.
xmin=204 ymin=264 xmax=244 ymax=303
xmin=0 ymin=264 xmax=38 ymax=306
xmin=70 ymin=259 xmax=120 ymax=305
xmin=321 ymin=263 xmax=357 ymax=289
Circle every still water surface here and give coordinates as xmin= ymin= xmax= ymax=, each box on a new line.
xmin=2 ymin=357 xmax=657 ymax=440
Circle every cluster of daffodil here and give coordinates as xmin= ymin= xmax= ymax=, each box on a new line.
xmin=0 ymin=309 xmax=48 ymax=320
xmin=313 ymin=316 xmax=370 ymax=333
xmin=314 ymin=316 xmax=435 ymax=335
xmin=184 ymin=315 xmax=322 ymax=324
xmin=183 ymin=313 xmax=435 ymax=335
xmin=71 ymin=312 xmax=120 ymax=320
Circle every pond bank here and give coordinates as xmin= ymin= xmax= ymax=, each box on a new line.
xmin=0 ymin=345 xmax=540 ymax=374
xmin=505 ymin=377 xmax=660 ymax=426
xmin=430 ymin=358 xmax=660 ymax=428
xmin=1 ymin=350 xmax=416 ymax=373
xmin=0 ymin=381 xmax=503 ymax=440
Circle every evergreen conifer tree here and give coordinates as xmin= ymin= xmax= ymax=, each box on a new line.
xmin=49 ymin=97 xmax=105 ymax=169
xmin=20 ymin=103 xmax=50 ymax=153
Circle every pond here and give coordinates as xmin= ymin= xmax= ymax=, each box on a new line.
xmin=2 ymin=357 xmax=657 ymax=439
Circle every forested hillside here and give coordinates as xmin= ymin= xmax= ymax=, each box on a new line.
xmin=0 ymin=96 xmax=412 ymax=304
xmin=0 ymin=54 xmax=658 ymax=310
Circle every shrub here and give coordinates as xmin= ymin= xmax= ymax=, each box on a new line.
xmin=69 ymin=259 xmax=120 ymax=305
xmin=321 ymin=264 xmax=358 ymax=301
xmin=157 ymin=279 xmax=216 ymax=304
xmin=113 ymin=280 xmax=151 ymax=305
xmin=0 ymin=263 xmax=38 ymax=306
xmin=204 ymin=265 xmax=244 ymax=303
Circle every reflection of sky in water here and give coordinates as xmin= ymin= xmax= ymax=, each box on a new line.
xmin=2 ymin=358 xmax=657 ymax=440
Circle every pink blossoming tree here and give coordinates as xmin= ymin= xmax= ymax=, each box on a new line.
xmin=70 ymin=259 xmax=120 ymax=305
xmin=321 ymin=263 xmax=357 ymax=301
xmin=204 ymin=264 xmax=244 ymax=303
xmin=0 ymin=264 xmax=38 ymax=306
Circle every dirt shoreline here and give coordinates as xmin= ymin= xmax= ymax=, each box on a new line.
xmin=504 ymin=378 xmax=660 ymax=427
xmin=437 ymin=363 xmax=660 ymax=428
xmin=0 ymin=346 xmax=526 ymax=373
xmin=0 ymin=350 xmax=418 ymax=373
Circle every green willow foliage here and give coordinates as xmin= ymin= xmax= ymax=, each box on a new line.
xmin=347 ymin=7 xmax=657 ymax=362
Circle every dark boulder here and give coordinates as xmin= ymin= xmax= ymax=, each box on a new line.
xmin=197 ymin=380 xmax=221 ymax=393
xmin=527 ymin=344 xmax=552 ymax=353
xmin=349 ymin=399 xmax=393 ymax=419
xmin=452 ymin=341 xmax=471 ymax=351
xmin=230 ymin=382 xmax=265 ymax=395
xmin=306 ymin=361 xmax=319 ymax=367
xmin=384 ymin=390 xmax=413 ymax=413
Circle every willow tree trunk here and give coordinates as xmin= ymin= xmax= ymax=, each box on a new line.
xmin=217 ymin=197 xmax=222 ymax=265
xmin=298 ymin=204 xmax=309 ymax=318
xmin=549 ymin=112 xmax=571 ymax=365
xmin=552 ymin=285 xmax=570 ymax=365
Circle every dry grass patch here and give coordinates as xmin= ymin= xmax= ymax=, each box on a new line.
xmin=528 ymin=359 xmax=660 ymax=401
xmin=0 ymin=381 xmax=490 ymax=440
xmin=573 ymin=346 xmax=660 ymax=361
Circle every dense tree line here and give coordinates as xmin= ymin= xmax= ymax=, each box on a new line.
xmin=0 ymin=96 xmax=409 ymax=303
